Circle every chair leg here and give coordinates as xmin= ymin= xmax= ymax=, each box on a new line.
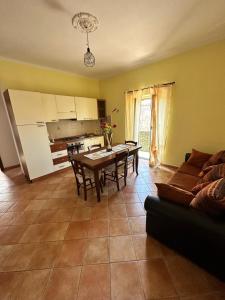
xmin=132 ymin=158 xmax=135 ymax=172
xmin=83 ymin=181 xmax=87 ymax=201
xmin=115 ymin=170 xmax=120 ymax=191
xmin=103 ymin=172 xmax=106 ymax=186
xmin=100 ymin=181 xmax=103 ymax=193
xmin=76 ymin=179 xmax=80 ymax=195
xmin=124 ymin=166 xmax=127 ymax=186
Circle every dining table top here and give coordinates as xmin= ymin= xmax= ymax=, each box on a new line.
xmin=72 ymin=144 xmax=142 ymax=170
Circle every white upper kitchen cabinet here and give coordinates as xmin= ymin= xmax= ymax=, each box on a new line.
xmin=17 ymin=124 xmax=54 ymax=180
xmin=75 ymin=97 xmax=98 ymax=120
xmin=42 ymin=94 xmax=58 ymax=122
xmin=8 ymin=89 xmax=44 ymax=125
xmin=55 ymin=95 xmax=77 ymax=119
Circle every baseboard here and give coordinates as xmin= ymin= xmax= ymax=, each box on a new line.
xmin=161 ymin=163 xmax=178 ymax=171
xmin=4 ymin=164 xmax=20 ymax=171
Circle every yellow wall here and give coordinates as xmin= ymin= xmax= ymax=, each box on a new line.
xmin=0 ymin=59 xmax=100 ymax=167
xmin=100 ymin=40 xmax=225 ymax=166
xmin=0 ymin=59 xmax=100 ymax=97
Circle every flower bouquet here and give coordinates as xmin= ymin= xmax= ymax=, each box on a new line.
xmin=100 ymin=122 xmax=117 ymax=152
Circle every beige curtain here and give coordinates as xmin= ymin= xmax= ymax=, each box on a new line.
xmin=149 ymin=86 xmax=172 ymax=167
xmin=125 ymin=90 xmax=142 ymax=141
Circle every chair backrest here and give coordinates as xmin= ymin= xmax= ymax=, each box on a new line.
xmin=88 ymin=143 xmax=101 ymax=152
xmin=115 ymin=149 xmax=129 ymax=168
xmin=70 ymin=158 xmax=86 ymax=181
xmin=67 ymin=145 xmax=78 ymax=160
xmin=125 ymin=140 xmax=137 ymax=146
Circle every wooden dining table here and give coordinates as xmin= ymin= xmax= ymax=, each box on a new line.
xmin=72 ymin=144 xmax=142 ymax=201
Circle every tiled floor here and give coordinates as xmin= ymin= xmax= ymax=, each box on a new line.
xmin=0 ymin=160 xmax=224 ymax=299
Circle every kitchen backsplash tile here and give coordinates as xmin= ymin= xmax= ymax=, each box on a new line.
xmin=47 ymin=120 xmax=101 ymax=139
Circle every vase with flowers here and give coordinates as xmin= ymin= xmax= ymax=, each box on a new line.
xmin=101 ymin=122 xmax=117 ymax=152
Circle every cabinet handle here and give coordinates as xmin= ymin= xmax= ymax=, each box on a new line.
xmin=37 ymin=125 xmax=45 ymax=127
xmin=70 ymin=111 xmax=75 ymax=112
xmin=36 ymin=121 xmax=44 ymax=124
xmin=51 ymin=119 xmax=57 ymax=122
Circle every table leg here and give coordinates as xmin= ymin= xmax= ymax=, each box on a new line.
xmin=135 ymin=151 xmax=139 ymax=175
xmin=94 ymin=169 xmax=101 ymax=202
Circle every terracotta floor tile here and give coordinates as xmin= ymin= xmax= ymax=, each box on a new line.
xmin=129 ymin=216 xmax=146 ymax=234
xmin=91 ymin=206 xmax=109 ymax=219
xmin=34 ymin=209 xmax=58 ymax=223
xmin=0 ymin=271 xmax=25 ymax=299
xmin=11 ymin=211 xmax=40 ymax=225
xmin=64 ymin=221 xmax=90 ymax=239
xmin=138 ymin=259 xmax=178 ymax=299
xmin=126 ymin=203 xmax=145 ymax=217
xmin=1 ymin=163 xmax=224 ymax=300
xmin=0 ymin=201 xmax=14 ymax=213
xmin=108 ymin=192 xmax=125 ymax=204
xmin=0 ymin=212 xmax=19 ymax=225
xmin=77 ymin=264 xmax=110 ymax=300
xmin=84 ymin=237 xmax=109 ymax=264
xmin=110 ymin=235 xmax=136 ymax=262
xmin=55 ymin=239 xmax=88 ymax=267
xmin=165 ymin=254 xmax=225 ymax=297
xmin=29 ymin=241 xmax=62 ymax=269
xmin=20 ymin=222 xmax=69 ymax=243
xmin=34 ymin=190 xmax=57 ymax=199
xmin=124 ymin=192 xmax=140 ymax=203
xmin=2 ymin=243 xmax=36 ymax=271
xmin=88 ymin=219 xmax=109 ymax=237
xmin=7 ymin=200 xmax=30 ymax=212
xmin=132 ymin=234 xmax=163 ymax=259
xmin=0 ymin=245 xmax=13 ymax=267
xmin=43 ymin=267 xmax=81 ymax=300
xmin=25 ymin=200 xmax=47 ymax=211
xmin=11 ymin=269 xmax=51 ymax=300
xmin=109 ymin=204 xmax=127 ymax=218
xmin=111 ymin=261 xmax=144 ymax=300
xmin=0 ymin=225 xmax=27 ymax=245
xmin=35 ymin=208 xmax=73 ymax=223
xmin=72 ymin=207 xmax=92 ymax=221
xmin=109 ymin=218 xmax=131 ymax=236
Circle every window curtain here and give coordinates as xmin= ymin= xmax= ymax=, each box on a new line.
xmin=149 ymin=86 xmax=172 ymax=167
xmin=125 ymin=90 xmax=142 ymax=141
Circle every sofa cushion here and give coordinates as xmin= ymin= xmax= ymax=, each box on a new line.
xmin=191 ymin=182 xmax=211 ymax=194
xmin=187 ymin=149 xmax=212 ymax=169
xmin=155 ymin=183 xmax=194 ymax=207
xmin=203 ymin=150 xmax=225 ymax=169
xmin=177 ymin=162 xmax=201 ymax=177
xmin=190 ymin=178 xmax=225 ymax=216
xmin=201 ymin=163 xmax=225 ymax=183
xmin=168 ymin=172 xmax=199 ymax=192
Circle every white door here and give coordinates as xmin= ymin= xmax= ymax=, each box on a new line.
xmin=8 ymin=90 xmax=44 ymax=125
xmin=55 ymin=95 xmax=76 ymax=119
xmin=42 ymin=94 xmax=58 ymax=122
xmin=17 ymin=124 xmax=54 ymax=180
xmin=75 ymin=97 xmax=98 ymax=120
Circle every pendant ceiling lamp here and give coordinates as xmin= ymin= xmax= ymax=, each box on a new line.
xmin=72 ymin=12 xmax=99 ymax=67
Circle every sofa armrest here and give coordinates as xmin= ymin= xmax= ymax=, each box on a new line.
xmin=185 ymin=153 xmax=191 ymax=162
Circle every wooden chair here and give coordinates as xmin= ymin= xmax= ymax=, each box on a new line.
xmin=70 ymin=158 xmax=103 ymax=201
xmin=88 ymin=143 xmax=101 ymax=152
xmin=125 ymin=140 xmax=137 ymax=172
xmin=103 ymin=150 xmax=129 ymax=191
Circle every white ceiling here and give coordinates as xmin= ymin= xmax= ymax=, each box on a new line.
xmin=1 ymin=0 xmax=225 ymax=79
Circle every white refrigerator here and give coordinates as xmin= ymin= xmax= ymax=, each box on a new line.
xmin=17 ymin=123 xmax=54 ymax=180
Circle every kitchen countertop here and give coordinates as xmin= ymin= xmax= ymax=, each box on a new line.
xmin=50 ymin=133 xmax=104 ymax=145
